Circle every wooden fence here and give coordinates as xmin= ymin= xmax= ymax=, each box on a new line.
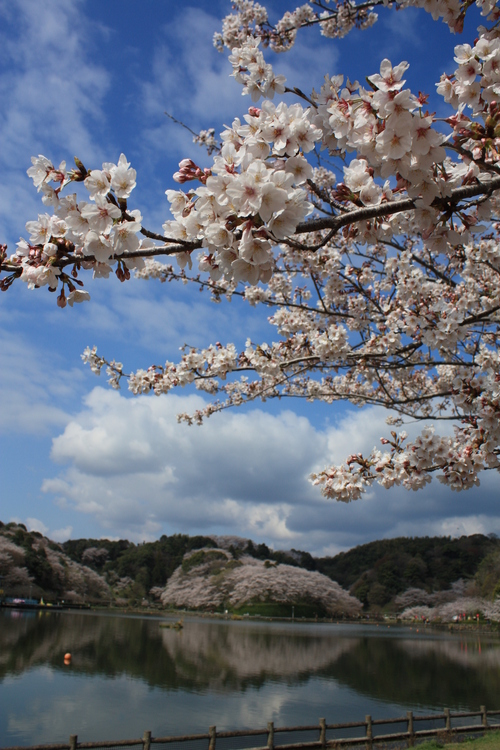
xmin=4 ymin=706 xmax=500 ymax=750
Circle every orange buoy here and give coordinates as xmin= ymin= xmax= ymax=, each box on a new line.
xmin=64 ymin=653 xmax=72 ymax=663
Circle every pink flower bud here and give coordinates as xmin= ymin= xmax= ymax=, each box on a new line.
xmin=173 ymin=172 xmax=188 ymax=183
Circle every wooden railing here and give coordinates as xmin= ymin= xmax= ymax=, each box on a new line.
xmin=4 ymin=706 xmax=500 ymax=750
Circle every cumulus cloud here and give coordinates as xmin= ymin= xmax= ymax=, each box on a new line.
xmin=50 ymin=525 xmax=73 ymax=542
xmin=26 ymin=517 xmax=49 ymax=535
xmin=40 ymin=387 xmax=500 ymax=553
xmin=42 ymin=388 xmax=322 ymax=542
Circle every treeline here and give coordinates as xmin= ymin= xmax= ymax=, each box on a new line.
xmin=231 ymin=539 xmax=316 ymax=570
xmin=315 ymin=534 xmax=500 ymax=608
xmin=60 ymin=536 xmax=316 ymax=600
xmin=62 ymin=534 xmax=218 ymax=593
xmin=3 ymin=519 xmax=500 ymax=610
xmin=60 ymin=531 xmax=500 ymax=609
xmin=233 ymin=535 xmax=500 ymax=609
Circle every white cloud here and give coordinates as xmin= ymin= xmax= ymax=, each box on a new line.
xmin=0 ymin=1 xmax=110 ymax=164
xmin=41 ymin=387 xmax=322 ymax=542
xmin=52 ymin=275 xmax=266 ymax=356
xmin=51 ymin=525 xmax=73 ymax=542
xmin=140 ymin=7 xmax=243 ymax=141
xmin=26 ymin=517 xmax=49 ymax=535
xmin=138 ymin=6 xmax=341 ymax=170
xmin=39 ymin=387 xmax=500 ymax=552
xmin=386 ymin=503 xmax=500 ymax=540
xmin=380 ymin=7 xmax=424 ymax=53
xmin=269 ymin=33 xmax=340 ymax=97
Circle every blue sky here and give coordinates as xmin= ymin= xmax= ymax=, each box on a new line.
xmin=1 ymin=0 xmax=498 ymax=555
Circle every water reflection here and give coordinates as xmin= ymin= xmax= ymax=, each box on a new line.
xmin=0 ymin=611 xmax=361 ymax=690
xmin=326 ymin=631 xmax=500 ymax=709
xmin=1 ymin=611 xmax=500 ymax=747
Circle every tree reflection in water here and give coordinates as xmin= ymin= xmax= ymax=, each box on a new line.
xmin=1 ymin=611 xmax=500 ymax=746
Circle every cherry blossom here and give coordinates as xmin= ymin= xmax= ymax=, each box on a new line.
xmin=161 ymin=548 xmax=362 ymax=615
xmin=2 ymin=0 xmax=500 ymax=504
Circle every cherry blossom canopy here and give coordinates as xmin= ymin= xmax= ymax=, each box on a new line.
xmin=2 ymin=0 xmax=500 ymax=504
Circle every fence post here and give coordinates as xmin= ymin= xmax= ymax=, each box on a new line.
xmin=481 ymin=706 xmax=488 ymax=728
xmin=267 ymin=722 xmax=274 ymax=750
xmin=143 ymin=730 xmax=151 ymax=750
xmin=407 ymin=711 xmax=414 ymax=748
xmin=319 ymin=718 xmax=326 ymax=748
xmin=209 ymin=726 xmax=217 ymax=750
xmin=69 ymin=735 xmax=77 ymax=750
xmin=444 ymin=708 xmax=451 ymax=734
xmin=365 ymin=715 xmax=373 ymax=750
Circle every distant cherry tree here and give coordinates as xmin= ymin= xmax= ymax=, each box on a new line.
xmin=161 ymin=549 xmax=362 ymax=615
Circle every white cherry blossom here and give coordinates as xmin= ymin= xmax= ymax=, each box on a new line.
xmin=3 ymin=0 xmax=500 ymax=505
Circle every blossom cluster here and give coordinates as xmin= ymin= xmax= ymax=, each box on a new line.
xmin=394 ymin=580 xmax=468 ymax=610
xmin=438 ymin=34 xmax=500 ymax=117
xmin=214 ymin=0 xmax=500 ymax=55
xmin=0 ymin=527 xmax=110 ymax=600
xmin=163 ymin=100 xmax=321 ymax=285
xmin=228 ymin=38 xmax=287 ymax=99
xmin=401 ymin=596 xmax=500 ymax=622
xmin=214 ymin=0 xmax=378 ymax=53
xmin=5 ymin=154 xmax=146 ymax=305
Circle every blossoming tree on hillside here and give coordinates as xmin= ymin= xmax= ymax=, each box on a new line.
xmin=1 ymin=0 xmax=500 ymax=501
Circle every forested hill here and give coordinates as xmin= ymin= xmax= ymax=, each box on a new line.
xmin=2 ymin=520 xmax=499 ymax=610
xmin=315 ymin=534 xmax=500 ymax=607
xmin=61 ymin=533 xmax=219 ymax=594
xmin=59 ymin=531 xmax=500 ymax=608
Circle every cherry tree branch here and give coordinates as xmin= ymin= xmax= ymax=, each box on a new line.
xmin=295 ymin=176 xmax=500 ymax=237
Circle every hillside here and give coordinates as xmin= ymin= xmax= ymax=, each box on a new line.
xmin=0 ymin=522 xmax=110 ymax=603
xmin=2 ymin=521 xmax=500 ymax=613
xmin=159 ymin=548 xmax=362 ymax=618
xmin=62 ymin=532 xmax=218 ymax=595
xmin=316 ymin=534 xmax=500 ymax=609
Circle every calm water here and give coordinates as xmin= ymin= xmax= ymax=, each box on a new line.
xmin=1 ymin=609 xmax=500 ymax=747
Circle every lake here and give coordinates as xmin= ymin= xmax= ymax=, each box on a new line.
xmin=1 ymin=609 xmax=499 ymax=748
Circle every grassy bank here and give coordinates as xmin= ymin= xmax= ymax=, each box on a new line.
xmin=415 ymin=731 xmax=500 ymax=749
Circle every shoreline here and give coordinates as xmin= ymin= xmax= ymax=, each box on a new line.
xmin=65 ymin=605 xmax=500 ymax=633
xmin=5 ymin=601 xmax=499 ymax=634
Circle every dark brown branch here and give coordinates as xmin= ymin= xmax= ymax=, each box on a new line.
xmin=459 ymin=304 xmax=500 ymax=326
xmin=3 ymin=176 xmax=500 ymax=278
xmin=284 ymin=87 xmax=318 ymax=108
xmin=294 ymin=176 xmax=500 ymax=237
xmin=139 ymin=228 xmax=182 ymax=243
